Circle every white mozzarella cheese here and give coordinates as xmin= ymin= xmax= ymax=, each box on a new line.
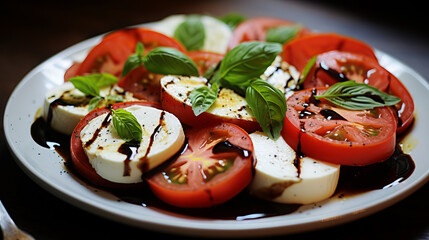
xmin=260 ymin=55 xmax=301 ymax=99
xmin=43 ymin=82 xmax=136 ymax=135
xmin=248 ymin=131 xmax=340 ymax=204
xmin=150 ymin=14 xmax=232 ymax=54
xmin=80 ymin=105 xmax=185 ymax=184
xmin=161 ymin=75 xmax=255 ymax=121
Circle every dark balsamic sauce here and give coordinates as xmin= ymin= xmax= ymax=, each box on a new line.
xmin=31 ymin=115 xmax=416 ymax=220
xmin=320 ymin=109 xmax=347 ymax=121
xmin=212 ymin=140 xmax=251 ymax=158
xmin=118 ymin=142 xmax=139 ymax=177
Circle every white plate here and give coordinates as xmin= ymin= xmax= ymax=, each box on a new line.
xmin=4 ymin=29 xmax=429 ymax=237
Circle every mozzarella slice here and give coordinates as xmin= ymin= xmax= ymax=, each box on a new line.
xmin=161 ymin=75 xmax=255 ymax=121
xmin=150 ymin=14 xmax=232 ymax=54
xmin=43 ymin=82 xmax=136 ymax=135
xmin=80 ymin=105 xmax=185 ymax=184
xmin=248 ymin=131 xmax=340 ymax=204
xmin=260 ymin=55 xmax=301 ymax=99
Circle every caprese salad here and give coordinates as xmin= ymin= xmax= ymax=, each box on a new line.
xmin=33 ymin=13 xmax=415 ymax=213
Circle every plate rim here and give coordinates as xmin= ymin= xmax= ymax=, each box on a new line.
xmin=4 ymin=25 xmax=429 ymax=238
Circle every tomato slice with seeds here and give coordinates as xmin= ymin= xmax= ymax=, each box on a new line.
xmin=283 ymin=33 xmax=378 ymax=72
xmin=117 ymin=66 xmax=162 ymax=102
xmin=303 ymin=51 xmax=414 ymax=134
xmin=67 ymin=28 xmax=186 ymax=79
xmin=147 ymin=123 xmax=254 ymax=208
xmin=70 ymin=101 xmax=161 ymax=188
xmin=282 ymin=88 xmax=397 ymax=166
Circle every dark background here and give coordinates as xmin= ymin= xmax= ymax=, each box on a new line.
xmin=1 ymin=1 xmax=428 ymax=239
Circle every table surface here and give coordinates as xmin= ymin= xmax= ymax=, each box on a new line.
xmin=1 ymin=0 xmax=428 ymax=239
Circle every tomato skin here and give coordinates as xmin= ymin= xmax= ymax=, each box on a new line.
xmin=147 ymin=123 xmax=254 ymax=208
xmin=281 ymin=88 xmax=397 ymax=166
xmin=70 ymin=101 xmax=161 ymax=188
xmin=283 ymin=33 xmax=377 ymax=72
xmin=187 ymin=51 xmax=224 ymax=76
xmin=228 ymin=17 xmax=310 ymax=50
xmin=303 ymin=51 xmax=414 ymax=134
xmin=69 ymin=28 xmax=185 ymax=79
xmin=118 ymin=66 xmax=162 ymax=102
xmin=160 ymin=86 xmax=261 ymax=133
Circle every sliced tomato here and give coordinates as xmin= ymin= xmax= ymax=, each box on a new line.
xmin=281 ymin=88 xmax=397 ymax=166
xmin=70 ymin=101 xmax=161 ymax=188
xmin=69 ymin=28 xmax=185 ymax=79
xmin=147 ymin=123 xmax=254 ymax=208
xmin=117 ymin=66 xmax=162 ymax=102
xmin=303 ymin=51 xmax=414 ymax=134
xmin=160 ymin=80 xmax=261 ymax=133
xmin=228 ymin=17 xmax=310 ymax=50
xmin=283 ymin=33 xmax=377 ymax=72
xmin=187 ymin=51 xmax=224 ymax=76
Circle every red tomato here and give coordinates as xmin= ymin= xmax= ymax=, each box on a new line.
xmin=117 ymin=66 xmax=162 ymax=102
xmin=187 ymin=51 xmax=224 ymax=76
xmin=283 ymin=33 xmax=378 ymax=72
xmin=161 ymin=85 xmax=261 ymax=133
xmin=69 ymin=28 xmax=186 ymax=79
xmin=281 ymin=88 xmax=397 ymax=166
xmin=303 ymin=51 xmax=414 ymax=134
xmin=147 ymin=123 xmax=254 ymax=208
xmin=70 ymin=101 xmax=161 ymax=188
xmin=228 ymin=17 xmax=310 ymax=50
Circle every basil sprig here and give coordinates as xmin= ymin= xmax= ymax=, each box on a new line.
xmin=174 ymin=15 xmax=206 ymax=51
xmin=69 ymin=73 xmax=123 ymax=111
xmin=189 ymin=83 xmax=219 ymax=116
xmin=121 ymin=42 xmax=144 ymax=77
xmin=266 ymin=25 xmax=301 ymax=44
xmin=246 ymin=79 xmax=287 ymax=140
xmin=219 ymin=13 xmax=247 ymax=29
xmin=211 ymin=41 xmax=283 ymax=95
xmin=143 ymin=47 xmax=199 ymax=76
xmin=315 ymin=81 xmax=401 ymax=110
xmin=191 ymin=41 xmax=285 ymax=139
xmin=111 ymin=108 xmax=142 ymax=142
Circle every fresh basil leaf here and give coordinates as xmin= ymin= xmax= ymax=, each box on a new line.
xmin=245 ymin=79 xmax=287 ymax=140
xmin=174 ymin=15 xmax=205 ymax=51
xmin=266 ymin=25 xmax=300 ymax=44
xmin=106 ymin=95 xmax=124 ymax=103
xmin=69 ymin=73 xmax=119 ymax=97
xmin=121 ymin=42 xmax=144 ymax=77
xmin=218 ymin=42 xmax=283 ymax=94
xmin=298 ymin=55 xmax=317 ymax=86
xmin=69 ymin=77 xmax=100 ymax=97
xmin=219 ymin=13 xmax=247 ymax=29
xmin=315 ymin=81 xmax=401 ymax=110
xmin=88 ymin=96 xmax=104 ymax=112
xmin=111 ymin=108 xmax=142 ymax=142
xmin=189 ymin=83 xmax=219 ymax=116
xmin=142 ymin=47 xmax=199 ymax=76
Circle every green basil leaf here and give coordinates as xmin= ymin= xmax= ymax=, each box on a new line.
xmin=219 ymin=12 xmax=247 ymax=29
xmin=315 ymin=81 xmax=401 ymax=110
xmin=266 ymin=25 xmax=300 ymax=44
xmin=88 ymin=96 xmax=104 ymax=112
xmin=121 ymin=42 xmax=144 ymax=77
xmin=174 ymin=15 xmax=205 ymax=51
xmin=111 ymin=108 xmax=142 ymax=142
xmin=69 ymin=73 xmax=119 ymax=97
xmin=106 ymin=95 xmax=124 ymax=103
xmin=245 ymin=79 xmax=287 ymax=140
xmin=218 ymin=42 xmax=283 ymax=93
xmin=69 ymin=77 xmax=100 ymax=97
xmin=142 ymin=47 xmax=199 ymax=76
xmin=189 ymin=83 xmax=219 ymax=116
xmin=298 ymin=55 xmax=317 ymax=86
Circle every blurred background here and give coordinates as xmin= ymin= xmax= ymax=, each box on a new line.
xmin=1 ymin=0 xmax=428 ymax=239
